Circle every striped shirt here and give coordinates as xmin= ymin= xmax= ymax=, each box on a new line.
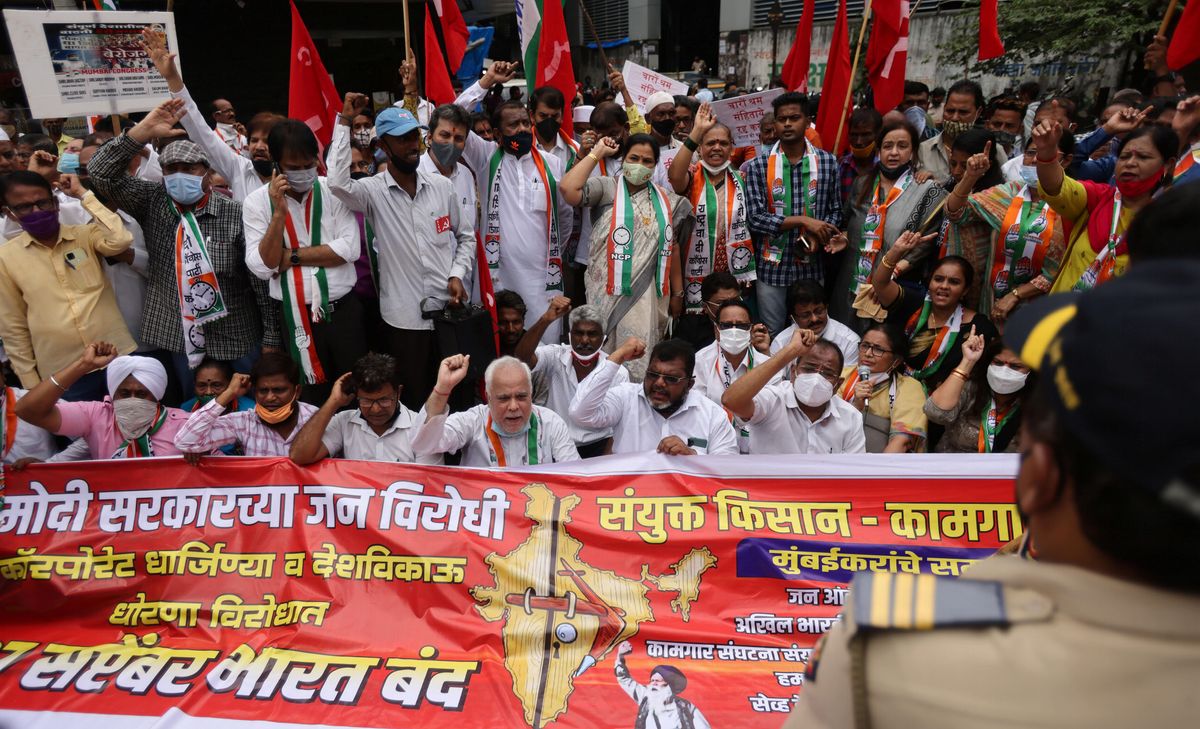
xmin=174 ymin=398 xmax=317 ymax=457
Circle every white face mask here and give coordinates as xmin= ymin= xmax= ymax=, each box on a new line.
xmin=216 ymin=122 xmax=238 ymax=137
xmin=284 ymin=166 xmax=318 ymax=193
xmin=113 ymin=398 xmax=159 ymax=440
xmin=987 ymin=364 xmax=1029 ymax=394
xmin=792 ymin=372 xmax=834 ymax=407
xmin=718 ymin=327 xmax=751 ymax=355
xmin=1019 ymin=164 xmax=1040 ymax=187
xmin=700 ymin=159 xmax=730 ymax=175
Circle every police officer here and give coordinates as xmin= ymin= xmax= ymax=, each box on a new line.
xmin=785 ymin=259 xmax=1200 ymax=728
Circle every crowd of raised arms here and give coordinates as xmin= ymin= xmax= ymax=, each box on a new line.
xmin=0 ymin=26 xmax=1197 ymax=469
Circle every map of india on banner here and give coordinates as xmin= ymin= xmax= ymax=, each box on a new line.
xmin=0 ymin=455 xmax=1020 ymax=727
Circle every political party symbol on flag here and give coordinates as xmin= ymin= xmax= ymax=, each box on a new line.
xmin=867 ymin=0 xmax=910 ymax=113
xmin=426 ymin=0 xmax=471 ymax=105
xmin=288 ymin=0 xmax=340 ymax=150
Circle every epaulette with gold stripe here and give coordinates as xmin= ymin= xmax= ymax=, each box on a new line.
xmin=849 ymin=572 xmax=1050 ymax=632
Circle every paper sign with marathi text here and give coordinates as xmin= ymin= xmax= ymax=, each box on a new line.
xmin=621 ymin=60 xmax=688 ymax=112
xmin=711 ymin=88 xmax=784 ymax=147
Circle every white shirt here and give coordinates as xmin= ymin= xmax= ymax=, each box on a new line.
xmin=746 ymin=381 xmax=866 ymax=454
xmin=215 ymin=123 xmax=248 ymax=156
xmin=2 ymin=387 xmax=56 ymax=464
xmin=455 ymin=82 xmax=574 ymax=343
xmin=418 ymin=153 xmax=479 ymax=298
xmin=411 ymin=404 xmax=579 ymax=467
xmin=321 ymin=407 xmax=443 ymax=464
xmin=532 ymin=343 xmax=629 ymax=445
xmin=652 ymin=138 xmax=682 ymax=189
xmin=327 ymin=124 xmax=475 ymax=331
xmin=243 ymin=178 xmax=360 ymax=303
xmin=693 ymin=342 xmax=781 ymax=454
xmin=569 ymin=359 xmax=738 ymax=455
xmin=772 ymin=317 xmax=861 ymax=367
xmin=107 ymin=211 xmax=150 ymax=350
xmin=170 ymin=85 xmax=264 ymax=202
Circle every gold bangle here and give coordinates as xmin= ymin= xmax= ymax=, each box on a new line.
xmin=880 ymin=258 xmax=897 ymax=270
xmin=587 ymin=152 xmax=600 ymax=163
xmin=951 ymin=369 xmax=969 ymax=380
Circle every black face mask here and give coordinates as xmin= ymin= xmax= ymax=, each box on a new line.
xmin=535 ymin=117 xmax=561 ymax=142
xmin=879 ymin=161 xmax=911 ymax=180
xmin=651 ymin=117 xmax=676 ymax=139
xmin=251 ymin=159 xmax=274 ymax=177
xmin=350 ymin=171 xmax=370 ymax=180
xmin=502 ymin=130 xmax=533 ymax=157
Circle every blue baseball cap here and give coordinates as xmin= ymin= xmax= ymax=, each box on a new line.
xmin=375 ymin=107 xmax=425 ymax=138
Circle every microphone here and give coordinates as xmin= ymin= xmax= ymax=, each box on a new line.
xmin=857 ymin=365 xmax=872 ymax=409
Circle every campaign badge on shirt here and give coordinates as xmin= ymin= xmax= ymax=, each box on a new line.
xmin=435 ymin=214 xmax=451 ymax=234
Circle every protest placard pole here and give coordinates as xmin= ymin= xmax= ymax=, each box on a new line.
xmin=833 ymin=0 xmax=873 ymax=155
xmin=1158 ymin=0 xmax=1180 ymax=36
xmin=402 ymin=0 xmax=412 ymax=55
xmin=577 ymin=0 xmax=610 ymax=70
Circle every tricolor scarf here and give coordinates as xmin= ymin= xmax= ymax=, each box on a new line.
xmin=904 ymin=296 xmax=964 ymax=381
xmin=606 ymin=177 xmax=674 ymax=297
xmin=1 ymin=388 xmax=16 ymax=461
xmin=1075 ymin=189 xmax=1125 ymax=291
xmin=275 ymin=181 xmax=331 ymax=385
xmin=763 ymin=142 xmax=818 ymax=264
xmin=854 ymin=171 xmax=913 ymax=292
xmin=172 ymin=198 xmax=228 ymax=368
xmin=485 ymin=146 xmax=563 ymax=294
xmin=559 ymin=129 xmax=580 ymax=171
xmin=991 ymin=187 xmax=1055 ymax=296
xmin=977 ymin=398 xmax=1019 ymax=453
xmin=840 ymin=371 xmax=898 ymax=408
xmin=360 ymin=213 xmax=380 ymax=293
xmin=1174 ymin=141 xmax=1200 ymax=178
xmin=110 ymin=406 xmax=169 ymax=459
xmin=485 ymin=412 xmax=540 ymax=466
xmin=685 ymin=167 xmax=754 ymax=312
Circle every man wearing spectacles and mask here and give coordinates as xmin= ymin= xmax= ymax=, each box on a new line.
xmin=770 ymin=280 xmax=860 ymax=367
xmin=570 ymin=337 xmax=738 ymax=456
xmin=692 ymin=299 xmax=778 ymax=453
xmin=289 ymin=352 xmax=441 ymax=465
xmin=723 ymin=327 xmax=866 ymax=454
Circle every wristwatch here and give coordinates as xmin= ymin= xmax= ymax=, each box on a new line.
xmin=289 ymin=250 xmax=301 ymax=266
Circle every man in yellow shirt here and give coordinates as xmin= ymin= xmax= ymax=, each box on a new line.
xmin=41 ymin=118 xmax=76 ymax=156
xmin=0 ymin=170 xmax=135 ymax=401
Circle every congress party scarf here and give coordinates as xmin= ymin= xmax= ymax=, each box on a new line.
xmin=1074 ymin=190 xmax=1124 ymax=291
xmin=485 ymin=411 xmax=540 ymax=466
xmin=172 ymin=198 xmax=228 ymax=369
xmin=764 ymin=142 xmax=817 ymax=264
xmin=1 ymin=388 xmax=16 ymax=461
xmin=485 ymin=146 xmax=563 ymax=294
xmin=978 ymin=398 xmax=1019 ymax=453
xmin=991 ymin=188 xmax=1055 ymax=297
xmin=559 ymin=128 xmax=580 ymax=171
xmin=606 ymin=177 xmax=674 ymax=296
xmin=904 ymin=296 xmax=964 ymax=381
xmin=111 ymin=406 xmax=169 ymax=459
xmin=854 ymin=170 xmax=913 ymax=291
xmin=275 ymin=181 xmax=331 ymax=385
xmin=686 ymin=167 xmax=754 ymax=312
xmin=1174 ymin=141 xmax=1199 ymax=178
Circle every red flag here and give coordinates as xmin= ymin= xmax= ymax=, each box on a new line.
xmin=978 ymin=0 xmax=1005 ymax=61
xmin=288 ymin=0 xmax=340 ymax=149
xmin=425 ymin=0 xmax=471 ymax=106
xmin=866 ymin=0 xmax=909 ymax=112
xmin=815 ymin=0 xmax=852 ymax=155
xmin=780 ymin=0 xmax=815 ymax=92
xmin=1167 ymin=0 xmax=1200 ymax=70
xmin=537 ymin=0 xmax=577 ymax=131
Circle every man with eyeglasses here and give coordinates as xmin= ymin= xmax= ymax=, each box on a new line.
xmin=770 ymin=280 xmax=860 ymax=367
xmin=570 ymin=337 xmax=738 ymax=456
xmin=290 ymin=352 xmax=440 ymax=465
xmin=0 ymin=170 xmax=136 ymax=402
xmin=674 ymin=271 xmax=742 ymax=353
xmin=412 ymin=354 xmax=579 ymax=467
xmin=723 ymin=327 xmax=865 ymax=454
xmin=693 ymin=299 xmax=778 ymax=454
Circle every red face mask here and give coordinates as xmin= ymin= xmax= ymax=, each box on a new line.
xmin=1116 ymin=168 xmax=1164 ymax=199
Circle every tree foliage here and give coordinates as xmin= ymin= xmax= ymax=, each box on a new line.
xmin=937 ymin=0 xmax=1164 ymax=80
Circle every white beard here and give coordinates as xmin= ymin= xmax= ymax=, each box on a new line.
xmin=648 ymin=684 xmax=673 ymax=708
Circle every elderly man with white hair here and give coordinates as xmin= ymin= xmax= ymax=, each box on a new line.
xmin=411 ymin=354 xmax=579 ymax=467
xmin=15 ymin=341 xmax=190 ymax=458
xmin=513 ymin=296 xmax=628 ymax=458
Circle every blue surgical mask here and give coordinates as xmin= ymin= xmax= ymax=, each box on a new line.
xmin=57 ymin=152 xmax=80 ymax=174
xmin=1019 ymin=164 xmax=1040 ymax=187
xmin=163 ymin=172 xmax=206 ymax=204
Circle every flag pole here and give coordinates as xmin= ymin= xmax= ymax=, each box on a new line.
xmin=402 ymin=0 xmax=412 ymax=55
xmin=833 ymin=0 xmax=873 ymax=154
xmin=1157 ymin=0 xmax=1180 ymax=36
xmin=577 ymin=0 xmax=611 ymax=71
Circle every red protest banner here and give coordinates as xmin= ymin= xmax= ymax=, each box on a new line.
xmin=0 ymin=454 xmax=1019 ymax=727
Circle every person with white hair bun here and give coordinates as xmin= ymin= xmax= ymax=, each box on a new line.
xmin=15 ymin=341 xmax=190 ymax=459
xmin=410 ymin=354 xmax=579 ymax=467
